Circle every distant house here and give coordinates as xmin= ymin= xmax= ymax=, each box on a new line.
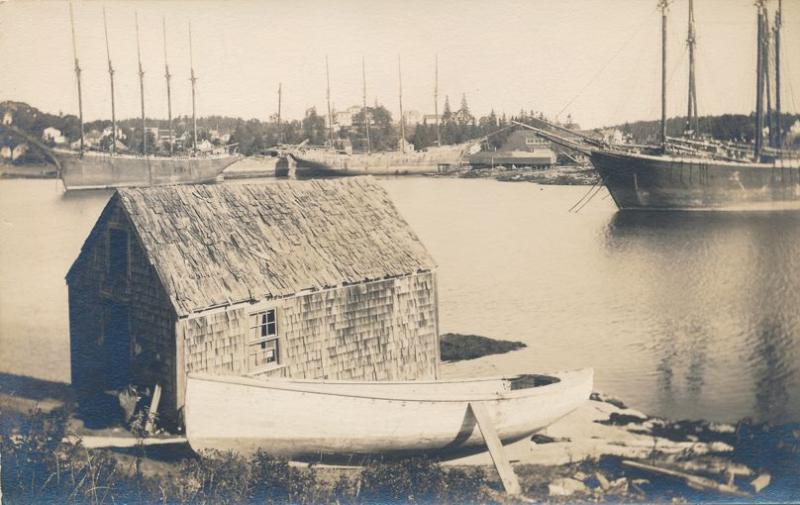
xmin=66 ymin=178 xmax=439 ymax=427
xmin=42 ymin=127 xmax=67 ymax=145
xmin=329 ymin=105 xmax=363 ymax=129
xmin=102 ymin=126 xmax=126 ymax=141
xmin=469 ymin=129 xmax=556 ymax=168
xmin=423 ymin=114 xmax=442 ymax=125
xmin=597 ymin=128 xmax=627 ymax=145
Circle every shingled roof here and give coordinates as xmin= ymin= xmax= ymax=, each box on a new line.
xmin=75 ymin=178 xmax=436 ymax=316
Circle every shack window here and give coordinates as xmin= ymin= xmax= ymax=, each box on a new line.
xmin=108 ymin=228 xmax=129 ymax=280
xmin=248 ymin=309 xmax=279 ymax=370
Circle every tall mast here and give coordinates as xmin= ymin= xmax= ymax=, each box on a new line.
xmin=135 ymin=11 xmax=147 ymax=156
xmin=755 ymin=1 xmax=765 ymax=159
xmin=103 ymin=6 xmax=116 ymax=154
xmin=774 ymin=0 xmax=782 ymax=148
xmin=277 ymin=83 xmax=283 ymax=144
xmin=434 ymin=54 xmax=441 ymax=147
xmin=398 ymin=55 xmax=406 ymax=154
xmin=685 ymin=0 xmax=698 ymax=136
xmin=763 ymin=10 xmax=773 ymax=146
xmin=325 ymin=56 xmax=334 ymax=146
xmin=362 ymin=56 xmax=371 ymax=153
xmin=659 ymin=0 xmax=668 ymax=151
xmin=163 ymin=17 xmax=173 ymax=155
xmin=68 ymin=1 xmax=84 ymax=155
xmin=189 ymin=21 xmax=198 ymax=154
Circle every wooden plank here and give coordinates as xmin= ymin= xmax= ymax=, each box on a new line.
xmin=622 ymin=460 xmax=750 ymax=498
xmin=469 ymin=402 xmax=521 ymax=496
xmin=145 ymin=384 xmax=162 ymax=434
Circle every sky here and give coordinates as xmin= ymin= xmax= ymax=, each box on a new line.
xmin=1 ymin=0 xmax=798 ymax=129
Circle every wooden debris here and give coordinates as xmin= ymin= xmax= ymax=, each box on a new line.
xmin=750 ymin=473 xmax=771 ymax=493
xmin=144 ymin=384 xmax=162 ymax=434
xmin=622 ymin=460 xmax=750 ymax=498
xmin=548 ymin=477 xmax=588 ymax=496
xmin=64 ymin=435 xmax=187 ymax=449
xmin=595 ymin=471 xmax=611 ymax=491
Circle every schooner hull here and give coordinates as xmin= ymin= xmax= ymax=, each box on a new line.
xmin=290 ymin=145 xmax=472 ymax=178
xmin=55 ymin=150 xmax=240 ymax=190
xmin=591 ymin=150 xmax=800 ymax=211
xmin=185 ymin=369 xmax=593 ymax=460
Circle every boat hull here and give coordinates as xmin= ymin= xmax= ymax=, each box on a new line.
xmin=290 ymin=145 xmax=472 ymax=178
xmin=590 ymin=150 xmax=800 ymax=211
xmin=55 ymin=150 xmax=240 ymax=190
xmin=185 ymin=369 xmax=592 ymax=460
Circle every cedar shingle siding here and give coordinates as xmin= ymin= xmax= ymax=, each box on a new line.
xmin=67 ymin=178 xmax=439 ymax=427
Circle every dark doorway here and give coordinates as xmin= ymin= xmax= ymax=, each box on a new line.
xmin=79 ymin=300 xmax=130 ymax=428
xmin=105 ymin=300 xmax=130 ymax=390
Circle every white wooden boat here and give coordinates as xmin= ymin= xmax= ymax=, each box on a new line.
xmin=185 ymin=369 xmax=592 ymax=460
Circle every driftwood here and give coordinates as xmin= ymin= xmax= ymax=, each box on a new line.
xmin=622 ymin=460 xmax=751 ymax=498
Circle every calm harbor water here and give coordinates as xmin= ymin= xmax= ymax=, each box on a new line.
xmin=1 ymin=177 xmax=798 ymax=424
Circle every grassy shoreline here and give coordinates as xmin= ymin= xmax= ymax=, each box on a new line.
xmin=2 ymin=334 xmax=798 ymax=503
xmin=2 ymin=397 xmax=797 ymax=504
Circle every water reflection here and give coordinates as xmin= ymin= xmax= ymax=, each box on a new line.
xmin=749 ymin=319 xmax=796 ymax=423
xmin=604 ymin=210 xmax=800 ymax=422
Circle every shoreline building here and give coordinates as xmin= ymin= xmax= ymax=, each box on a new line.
xmin=469 ymin=129 xmax=557 ymax=168
xmin=67 ymin=178 xmax=440 ymax=427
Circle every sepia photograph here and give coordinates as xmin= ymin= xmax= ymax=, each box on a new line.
xmin=1 ymin=0 xmax=799 ymax=503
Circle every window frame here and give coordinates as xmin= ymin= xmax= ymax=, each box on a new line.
xmin=104 ymin=224 xmax=131 ymax=291
xmin=246 ymin=307 xmax=282 ymax=372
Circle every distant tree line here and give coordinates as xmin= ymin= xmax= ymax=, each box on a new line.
xmin=5 ymin=99 xmax=796 ymax=163
xmin=616 ymin=113 xmax=800 ymax=146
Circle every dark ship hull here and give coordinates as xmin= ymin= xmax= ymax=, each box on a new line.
xmin=55 ymin=149 xmax=240 ymax=190
xmin=590 ymin=149 xmax=800 ymax=211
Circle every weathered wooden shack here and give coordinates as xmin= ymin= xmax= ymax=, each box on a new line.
xmin=67 ymin=178 xmax=439 ymax=427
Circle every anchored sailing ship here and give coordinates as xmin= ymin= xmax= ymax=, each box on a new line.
xmin=588 ymin=0 xmax=799 ymax=211
xmin=55 ymin=4 xmax=238 ymax=190
xmin=290 ymin=56 xmax=478 ymax=177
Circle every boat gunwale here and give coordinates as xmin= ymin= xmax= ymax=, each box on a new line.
xmin=187 ymin=369 xmax=591 ymax=404
xmin=590 ymin=148 xmax=800 ymax=170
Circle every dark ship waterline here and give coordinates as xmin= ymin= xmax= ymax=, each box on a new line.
xmin=591 ymin=150 xmax=800 ymax=211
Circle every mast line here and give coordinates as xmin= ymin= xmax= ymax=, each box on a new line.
xmin=686 ymin=0 xmax=697 ymax=136
xmin=659 ymin=0 xmax=668 ymax=151
xmin=774 ymin=0 xmax=782 ymax=147
xmin=277 ymin=83 xmax=283 ymax=144
xmin=163 ymin=17 xmax=173 ymax=155
xmin=189 ymin=21 xmax=198 ymax=154
xmin=398 ymin=55 xmax=405 ymax=154
xmin=135 ymin=11 xmax=147 ymax=156
xmin=763 ymin=10 xmax=773 ymax=146
xmin=362 ymin=57 xmax=371 ymax=154
xmin=68 ymin=1 xmax=84 ymax=155
xmin=435 ymin=54 xmax=441 ymax=147
xmin=325 ymin=56 xmax=334 ymax=147
xmin=754 ymin=2 xmax=764 ymax=159
xmin=103 ymin=6 xmax=116 ymax=155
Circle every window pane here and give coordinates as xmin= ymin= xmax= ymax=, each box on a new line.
xmin=266 ymin=310 xmax=275 ymax=323
xmin=109 ymin=229 xmax=129 ymax=279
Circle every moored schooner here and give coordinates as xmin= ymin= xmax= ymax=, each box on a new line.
xmin=587 ymin=0 xmax=799 ymax=211
xmin=290 ymin=56 xmax=479 ymax=177
xmin=54 ymin=4 xmax=238 ymax=191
